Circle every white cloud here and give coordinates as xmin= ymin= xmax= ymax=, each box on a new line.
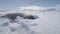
xmin=56 ymin=5 xmax=60 ymax=9
xmin=0 ymin=5 xmax=60 ymax=34
xmin=17 ymin=6 xmax=59 ymax=12
xmin=19 ymin=6 xmax=48 ymax=11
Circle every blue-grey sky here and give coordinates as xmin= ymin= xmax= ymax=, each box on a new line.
xmin=0 ymin=0 xmax=60 ymax=9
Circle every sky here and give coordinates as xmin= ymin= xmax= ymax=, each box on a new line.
xmin=0 ymin=0 xmax=60 ymax=9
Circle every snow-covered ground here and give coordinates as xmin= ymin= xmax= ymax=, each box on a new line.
xmin=0 ymin=10 xmax=60 ymax=34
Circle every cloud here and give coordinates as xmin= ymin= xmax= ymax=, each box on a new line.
xmin=0 ymin=5 xmax=60 ymax=12
xmin=17 ymin=6 xmax=59 ymax=12
xmin=46 ymin=8 xmax=56 ymax=12
xmin=56 ymin=4 xmax=60 ymax=11
xmin=19 ymin=6 xmax=48 ymax=11
xmin=0 ymin=5 xmax=60 ymax=34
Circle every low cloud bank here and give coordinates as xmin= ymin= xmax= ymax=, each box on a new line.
xmin=0 ymin=5 xmax=60 ymax=12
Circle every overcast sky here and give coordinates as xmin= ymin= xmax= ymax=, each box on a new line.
xmin=0 ymin=0 xmax=60 ymax=9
